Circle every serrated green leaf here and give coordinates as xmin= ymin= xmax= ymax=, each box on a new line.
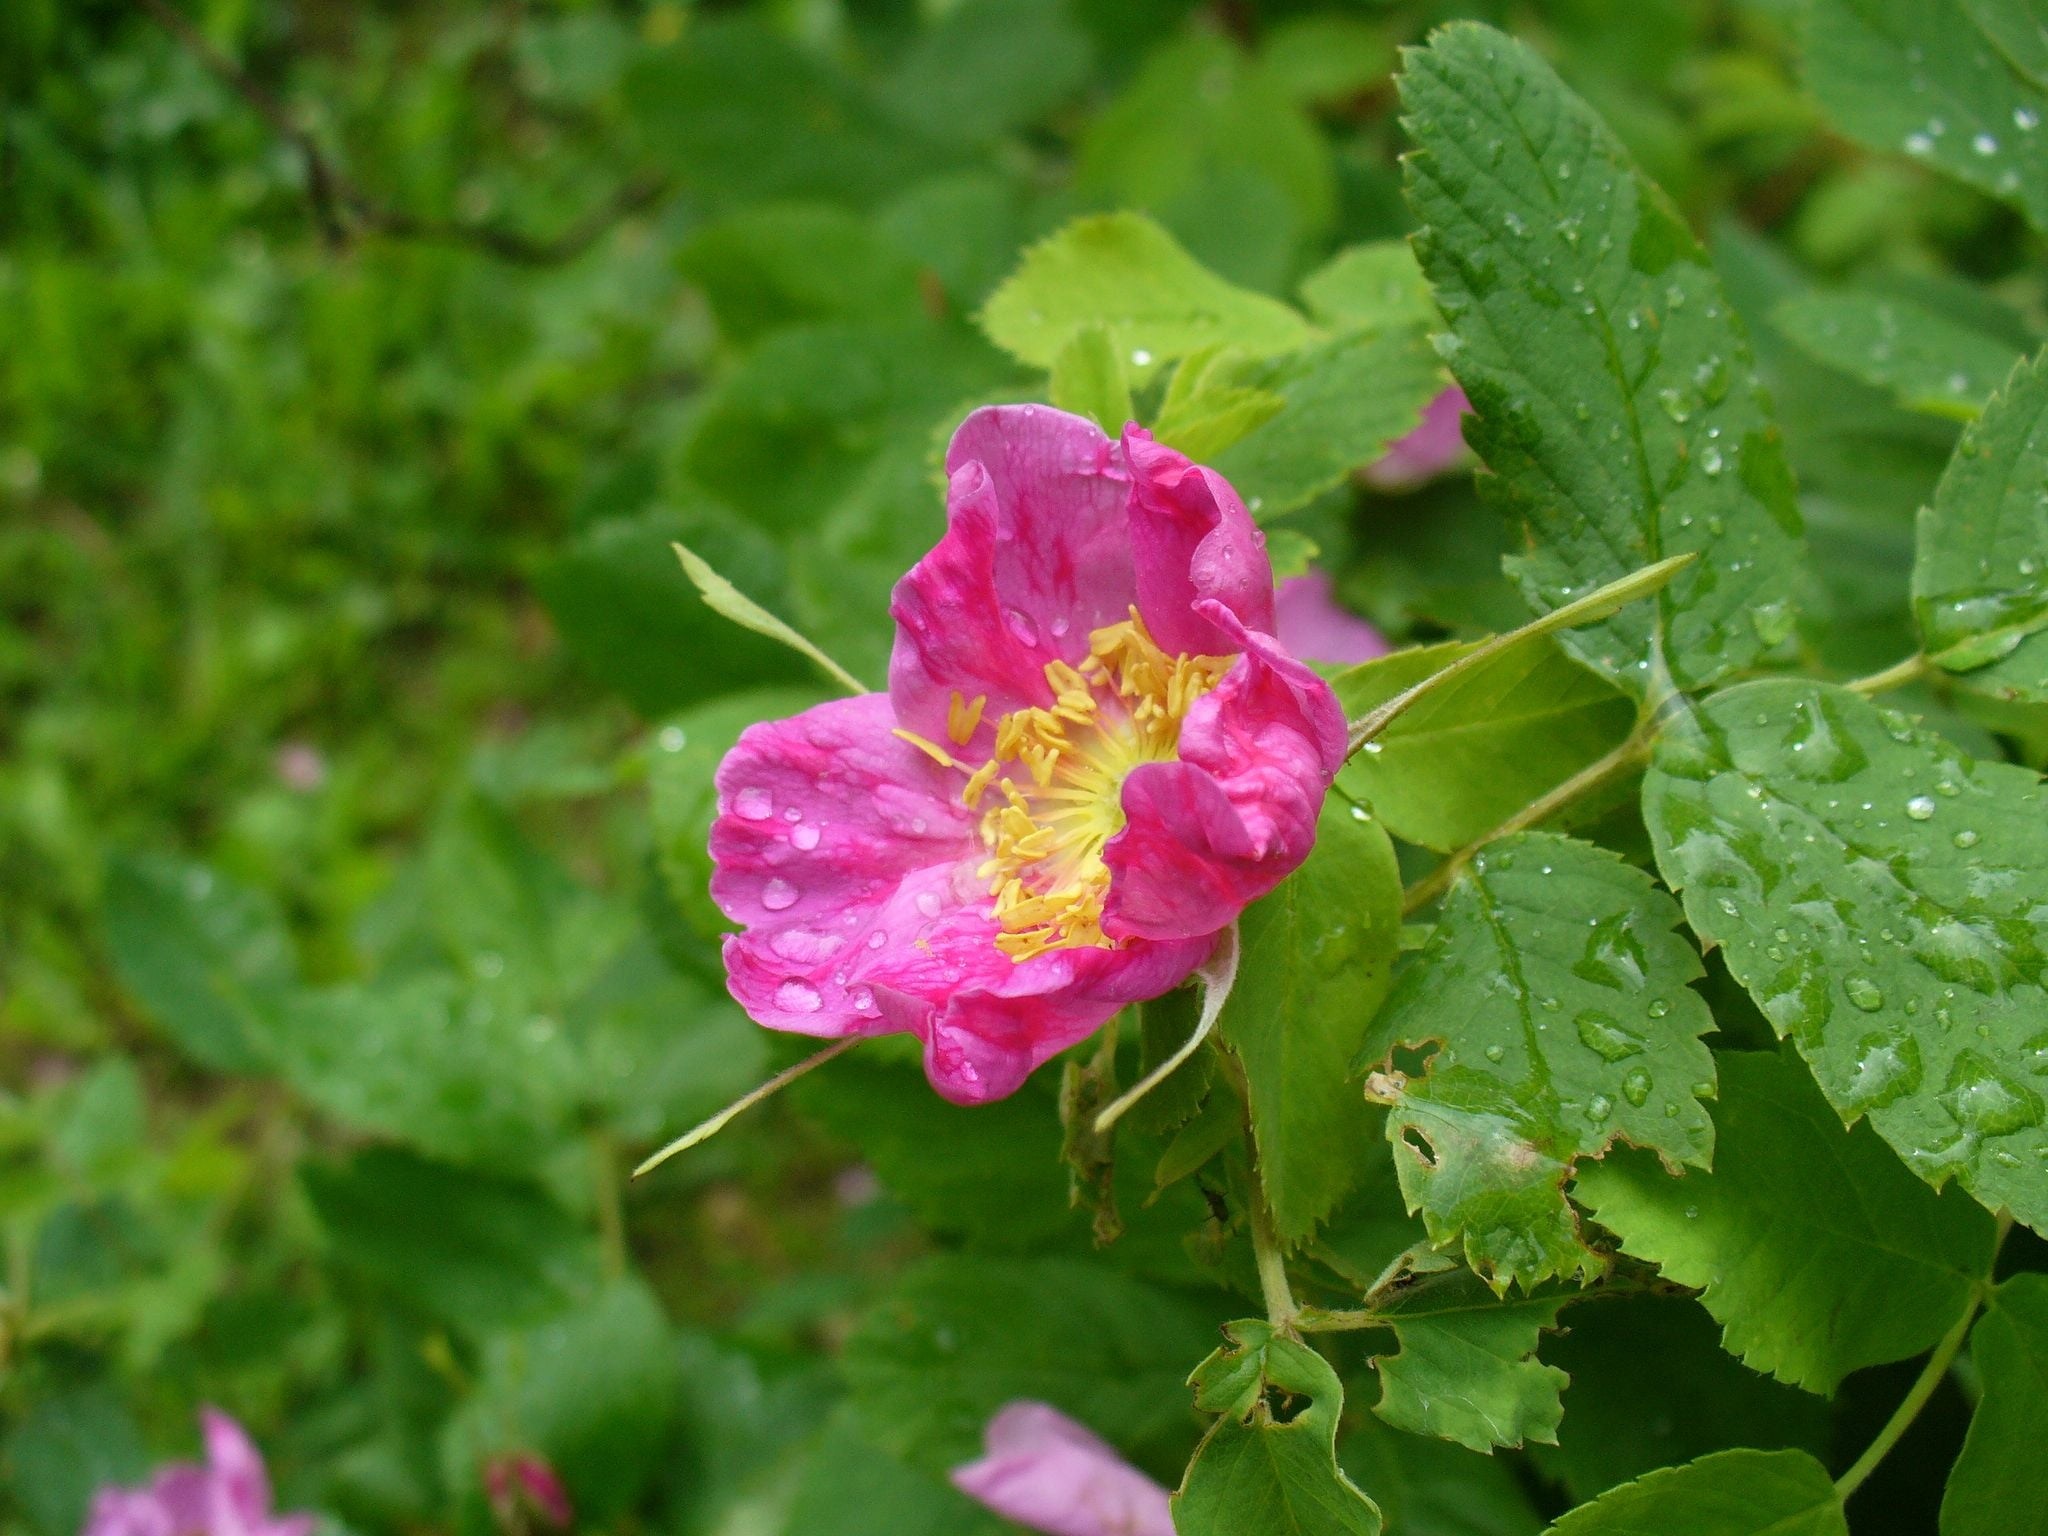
xmin=1334 ymin=635 xmax=1635 ymax=852
xmin=1049 ymin=324 xmax=1135 ymax=432
xmin=1543 ymin=1448 xmax=1846 ymax=1536
xmin=1575 ymin=1050 xmax=1997 ymax=1392
xmin=1213 ymin=326 xmax=1445 ymax=519
xmin=1773 ymin=291 xmax=2020 ymax=420
xmin=1358 ymin=832 xmax=1716 ymax=1290
xmin=978 ymin=212 xmax=1314 ymax=370
xmin=1805 ymin=0 xmax=2048 ymax=235
xmin=101 ymin=851 xmax=295 ymax=1075
xmin=1642 ymin=678 xmax=2048 ymax=1231
xmin=1370 ymin=1270 xmax=1569 ymax=1452
xmin=301 ymin=1145 xmax=603 ymax=1335
xmin=1298 ymin=242 xmax=1437 ymax=332
xmin=1220 ymin=798 xmax=1403 ymax=1242
xmin=1529 ymin=1295 xmax=1831 ymax=1505
xmin=1400 ymin=23 xmax=1804 ymax=696
xmin=1942 ymin=1273 xmax=2048 ymax=1535
xmin=1177 ymin=1318 xmax=1383 ymax=1536
xmin=1913 ymin=345 xmax=2048 ymax=675
xmin=842 ymin=1254 xmax=1214 ymax=1473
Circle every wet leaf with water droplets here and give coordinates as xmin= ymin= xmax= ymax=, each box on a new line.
xmin=1643 ymin=678 xmax=2048 ymax=1233
xmin=1577 ymin=1050 xmax=1996 ymax=1392
xmin=1399 ymin=24 xmax=1804 ymax=697
xmin=1356 ymin=832 xmax=1717 ymax=1291
xmin=1806 ymin=0 xmax=2048 ymax=235
xmin=1913 ymin=342 xmax=2048 ymax=690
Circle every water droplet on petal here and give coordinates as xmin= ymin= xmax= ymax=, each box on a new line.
xmin=849 ymin=985 xmax=876 ymax=1013
xmin=790 ymin=823 xmax=821 ymax=851
xmin=735 ymin=786 xmax=774 ymax=821
xmin=761 ymin=878 xmax=799 ymax=911
xmin=774 ymin=979 xmax=822 ymax=1013
xmin=915 ymin=890 xmax=943 ymax=918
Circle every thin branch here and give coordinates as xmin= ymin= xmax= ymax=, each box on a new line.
xmin=1846 ymin=653 xmax=1933 ymax=698
xmin=138 ymin=0 xmax=670 ymax=263
xmin=1834 ymin=1296 xmax=1979 ymax=1499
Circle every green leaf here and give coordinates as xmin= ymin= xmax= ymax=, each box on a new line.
xmin=1213 ymin=326 xmax=1446 ymax=519
xmin=536 ymin=507 xmax=815 ymax=716
xmin=1358 ymin=832 xmax=1716 ymax=1290
xmin=1252 ymin=16 xmax=1395 ymax=108
xmin=792 ymin=1057 xmax=1076 ymax=1249
xmin=2 ymin=1385 xmax=147 ymax=1536
xmin=1575 ymin=1051 xmax=1997 ymax=1393
xmin=1529 ymin=1295 xmax=1831 ymax=1505
xmin=842 ymin=1254 xmax=1215 ymax=1472
xmin=1641 ymin=678 xmax=2048 ymax=1232
xmin=1369 ymin=1270 xmax=1569 ymax=1452
xmin=271 ymin=973 xmax=583 ymax=1167
xmin=978 ymin=212 xmax=1314 ymax=370
xmin=1804 ymin=0 xmax=2048 ymax=235
xmin=1337 ymin=1407 xmax=1544 ymax=1536
xmin=101 ymin=851 xmax=295 ymax=1074
xmin=1298 ymin=242 xmax=1437 ymax=332
xmin=677 ymin=204 xmax=926 ymax=345
xmin=1773 ymin=291 xmax=2019 ymax=421
xmin=1400 ymin=23 xmax=1804 ymax=696
xmin=1963 ymin=0 xmax=2048 ymax=86
xmin=1543 ymin=1448 xmax=1846 ymax=1536
xmin=1220 ymin=797 xmax=1404 ymax=1242
xmin=674 ymin=540 xmax=870 ymax=695
xmin=1049 ymin=323 xmax=1135 ymax=432
xmin=1334 ymin=635 xmax=1635 ymax=852
xmin=1942 ymin=1273 xmax=2048 ymax=1535
xmin=625 ymin=19 xmax=954 ymax=209
xmin=441 ymin=1279 xmax=676 ymax=1525
xmin=1913 ymin=345 xmax=2048 ymax=674
xmin=1177 ymin=1318 xmax=1384 ymax=1536
xmin=781 ymin=1408 xmax=1013 ymax=1536
xmin=881 ymin=0 xmax=1093 ymax=145
xmin=302 ymin=1145 xmax=603 ymax=1334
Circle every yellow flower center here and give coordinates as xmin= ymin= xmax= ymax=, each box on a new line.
xmin=901 ymin=611 xmax=1233 ymax=964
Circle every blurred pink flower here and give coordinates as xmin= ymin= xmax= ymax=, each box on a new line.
xmin=1362 ymin=385 xmax=1471 ymax=490
xmin=952 ymin=1402 xmax=1174 ymax=1536
xmin=1273 ymin=571 xmax=1389 ymax=666
xmin=483 ymin=1451 xmax=572 ymax=1534
xmin=273 ymin=742 xmax=327 ymax=793
xmin=711 ymin=405 xmax=1344 ymax=1104
xmin=82 ymin=1409 xmax=313 ymax=1536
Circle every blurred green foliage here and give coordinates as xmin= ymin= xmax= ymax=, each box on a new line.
xmin=2 ymin=0 xmax=2043 ymax=1533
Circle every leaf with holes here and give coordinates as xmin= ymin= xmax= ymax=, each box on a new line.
xmin=1175 ymin=1319 xmax=1383 ymax=1536
xmin=1369 ymin=1270 xmax=1570 ymax=1452
xmin=1357 ymin=832 xmax=1716 ymax=1291
xmin=1913 ymin=344 xmax=2048 ymax=686
xmin=1642 ymin=678 xmax=2048 ymax=1232
xmin=1400 ymin=23 xmax=1804 ymax=696
xmin=1575 ymin=1050 xmax=1996 ymax=1393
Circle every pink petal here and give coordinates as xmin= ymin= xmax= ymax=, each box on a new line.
xmin=890 ymin=406 xmax=1135 ymax=750
xmin=1362 ymin=385 xmax=1470 ymax=490
xmin=951 ymin=1402 xmax=1175 ymax=1536
xmin=82 ymin=1489 xmax=176 ymax=1536
xmin=1103 ymin=609 xmax=1344 ymax=942
xmin=713 ymin=695 xmax=979 ymax=1037
xmin=1121 ymin=428 xmax=1274 ymax=658
xmin=1273 ymin=571 xmax=1388 ymax=666
xmin=198 ymin=1410 xmax=271 ymax=1529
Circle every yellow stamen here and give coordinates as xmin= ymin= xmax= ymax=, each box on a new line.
xmin=894 ymin=727 xmax=968 ymax=771
xmin=947 ymin=691 xmax=987 ymax=746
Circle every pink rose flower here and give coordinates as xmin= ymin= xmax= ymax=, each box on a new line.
xmin=1361 ymin=385 xmax=1471 ymax=490
xmin=82 ymin=1409 xmax=313 ymax=1536
xmin=951 ymin=1402 xmax=1174 ymax=1536
xmin=711 ymin=405 xmax=1345 ymax=1104
xmin=1273 ymin=571 xmax=1389 ymax=666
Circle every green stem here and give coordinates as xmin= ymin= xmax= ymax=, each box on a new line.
xmin=1247 ymin=1163 xmax=1299 ymax=1334
xmin=1403 ymin=726 xmax=1654 ymax=916
xmin=1834 ymin=1297 xmax=1979 ymax=1500
xmin=1845 ymin=653 xmax=1932 ymax=697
